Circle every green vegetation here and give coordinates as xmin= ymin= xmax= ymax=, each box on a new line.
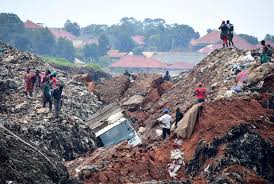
xmin=238 ymin=34 xmax=258 ymax=45
xmin=42 ymin=56 xmax=102 ymax=71
xmin=265 ymin=34 xmax=274 ymax=42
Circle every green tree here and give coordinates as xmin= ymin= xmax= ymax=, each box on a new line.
xmin=265 ymin=34 xmax=274 ymax=42
xmin=64 ymin=20 xmax=80 ymax=36
xmin=54 ymin=38 xmax=75 ymax=61
xmin=0 ymin=13 xmax=24 ymax=42
xmin=81 ymin=24 xmax=108 ymax=38
xmin=238 ymin=34 xmax=258 ymax=45
xmin=83 ymin=44 xmax=99 ymax=61
xmin=114 ymin=32 xmax=135 ymax=52
xmin=30 ymin=28 xmax=55 ymax=55
xmin=98 ymin=34 xmax=110 ymax=56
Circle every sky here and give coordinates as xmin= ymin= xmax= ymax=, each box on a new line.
xmin=1 ymin=0 xmax=274 ymax=39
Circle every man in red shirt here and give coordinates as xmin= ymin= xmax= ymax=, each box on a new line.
xmin=194 ymin=83 xmax=207 ymax=103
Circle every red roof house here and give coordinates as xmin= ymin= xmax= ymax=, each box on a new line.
xmin=110 ymin=56 xmax=193 ymax=73
xmin=24 ymin=20 xmax=43 ymax=29
xmin=110 ymin=56 xmax=166 ymax=69
xmin=107 ymin=50 xmax=127 ymax=59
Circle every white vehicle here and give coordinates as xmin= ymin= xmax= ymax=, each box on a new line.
xmin=87 ymin=102 xmax=142 ymax=147
xmin=96 ymin=117 xmax=142 ymax=147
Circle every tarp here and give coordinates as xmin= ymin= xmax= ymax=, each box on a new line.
xmin=175 ymin=103 xmax=201 ymax=139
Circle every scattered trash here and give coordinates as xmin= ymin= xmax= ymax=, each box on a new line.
xmin=168 ymin=149 xmax=185 ymax=178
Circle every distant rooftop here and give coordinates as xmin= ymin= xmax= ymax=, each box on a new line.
xmin=24 ymin=20 xmax=43 ymax=29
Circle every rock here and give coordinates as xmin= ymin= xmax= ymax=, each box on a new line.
xmin=138 ymin=126 xmax=146 ymax=134
xmin=98 ymin=173 xmax=109 ymax=183
xmin=123 ymin=95 xmax=145 ymax=106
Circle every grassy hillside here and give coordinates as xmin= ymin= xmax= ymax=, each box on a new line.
xmin=42 ymin=56 xmax=102 ymax=71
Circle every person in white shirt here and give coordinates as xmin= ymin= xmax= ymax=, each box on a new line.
xmin=157 ymin=108 xmax=172 ymax=139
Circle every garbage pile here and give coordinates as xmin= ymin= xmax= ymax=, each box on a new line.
xmin=0 ymin=125 xmax=80 ymax=184
xmin=140 ymin=48 xmax=274 ymax=140
xmin=66 ymin=97 xmax=274 ymax=184
xmin=94 ymin=73 xmax=173 ymax=126
xmin=95 ymin=75 xmax=130 ymax=103
xmin=0 ymin=42 xmax=101 ymax=161
xmin=187 ymin=123 xmax=274 ymax=183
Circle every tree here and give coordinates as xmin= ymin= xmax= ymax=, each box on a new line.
xmin=207 ymin=29 xmax=213 ymax=33
xmin=265 ymin=34 xmax=274 ymax=42
xmin=114 ymin=32 xmax=135 ymax=52
xmin=30 ymin=28 xmax=55 ymax=55
xmin=98 ymin=34 xmax=110 ymax=56
xmin=54 ymin=38 xmax=75 ymax=61
xmin=238 ymin=34 xmax=258 ymax=45
xmin=81 ymin=24 xmax=108 ymax=37
xmin=83 ymin=44 xmax=99 ymax=61
xmin=64 ymin=20 xmax=80 ymax=36
xmin=0 ymin=13 xmax=25 ymax=42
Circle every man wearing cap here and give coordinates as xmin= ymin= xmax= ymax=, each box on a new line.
xmin=157 ymin=108 xmax=172 ymax=139
xmin=194 ymin=83 xmax=207 ymax=103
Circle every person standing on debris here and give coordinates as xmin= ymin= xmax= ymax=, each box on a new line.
xmin=227 ymin=20 xmax=234 ymax=47
xmin=124 ymin=70 xmax=131 ymax=77
xmin=33 ymin=70 xmax=41 ymax=97
xmin=157 ymin=108 xmax=172 ymax=139
xmin=219 ymin=21 xmax=229 ymax=48
xmin=174 ymin=107 xmax=184 ymax=129
xmin=42 ymin=69 xmax=51 ymax=84
xmin=164 ymin=71 xmax=171 ymax=81
xmin=24 ymin=68 xmax=34 ymax=97
xmin=42 ymin=77 xmax=52 ymax=112
xmin=52 ymin=81 xmax=64 ymax=117
xmin=194 ymin=83 xmax=207 ymax=103
xmin=260 ymin=40 xmax=269 ymax=64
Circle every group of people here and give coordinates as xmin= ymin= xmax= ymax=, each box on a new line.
xmin=219 ymin=20 xmax=234 ymax=48
xmin=24 ymin=68 xmax=64 ymax=117
xmin=157 ymin=83 xmax=207 ymax=139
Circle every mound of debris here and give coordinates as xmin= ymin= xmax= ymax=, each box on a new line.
xmin=0 ymin=125 xmax=80 ymax=184
xmin=187 ymin=123 xmax=274 ymax=183
xmin=66 ymin=98 xmax=274 ymax=184
xmin=95 ymin=75 xmax=130 ymax=103
xmin=65 ymin=48 xmax=273 ymax=184
xmin=94 ymin=73 xmax=173 ymax=126
xmin=0 ymin=42 xmax=101 ymax=160
xmin=140 ymin=48 xmax=274 ymax=140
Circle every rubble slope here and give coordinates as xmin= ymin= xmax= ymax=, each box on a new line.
xmin=0 ymin=125 xmax=80 ymax=184
xmin=0 ymin=42 xmax=101 ymax=161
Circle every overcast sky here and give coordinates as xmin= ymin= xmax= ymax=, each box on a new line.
xmin=1 ymin=0 xmax=274 ymax=39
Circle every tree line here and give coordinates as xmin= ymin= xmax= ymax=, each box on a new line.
xmin=80 ymin=17 xmax=200 ymax=52
xmin=0 ymin=13 xmax=75 ymax=61
xmin=1 ymin=13 xmax=273 ymax=64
